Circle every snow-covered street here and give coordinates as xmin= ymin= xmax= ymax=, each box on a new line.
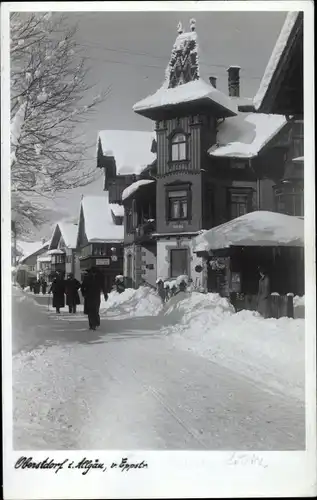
xmin=13 ymin=286 xmax=305 ymax=450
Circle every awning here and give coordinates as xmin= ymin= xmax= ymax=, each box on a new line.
xmin=193 ymin=211 xmax=304 ymax=253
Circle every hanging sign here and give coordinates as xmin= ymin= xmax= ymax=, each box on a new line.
xmin=96 ymin=258 xmax=110 ymax=266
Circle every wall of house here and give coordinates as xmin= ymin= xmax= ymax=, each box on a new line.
xmin=156 ymin=173 xmax=202 ymax=234
xmin=140 ymin=244 xmax=157 ymax=287
xmin=156 ymin=236 xmax=203 ymax=286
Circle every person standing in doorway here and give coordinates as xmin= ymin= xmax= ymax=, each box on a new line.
xmin=257 ymin=266 xmax=271 ymax=318
xmin=49 ymin=272 xmax=65 ymax=314
xmin=81 ymin=267 xmax=108 ymax=330
xmin=65 ymin=273 xmax=81 ymax=314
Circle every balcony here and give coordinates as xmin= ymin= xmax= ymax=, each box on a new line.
xmin=134 ymin=219 xmax=156 ymax=243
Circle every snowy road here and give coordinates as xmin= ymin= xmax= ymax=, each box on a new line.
xmin=12 ymin=287 xmax=305 ymax=450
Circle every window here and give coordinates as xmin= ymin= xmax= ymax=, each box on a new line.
xmin=166 ymin=183 xmax=192 ymax=221
xmin=170 ymin=249 xmax=188 ymax=278
xmin=171 ymin=133 xmax=187 ymax=161
xmin=168 ymin=191 xmax=188 ymax=220
xmin=93 ymin=244 xmax=107 ymax=256
xmin=228 ymin=188 xmax=253 ymax=220
xmin=275 ymin=185 xmax=304 ymax=217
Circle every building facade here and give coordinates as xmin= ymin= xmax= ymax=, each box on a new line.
xmin=131 ymin=20 xmax=298 ymax=285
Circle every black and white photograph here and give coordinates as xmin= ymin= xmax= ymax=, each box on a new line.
xmin=2 ymin=1 xmax=316 ymax=498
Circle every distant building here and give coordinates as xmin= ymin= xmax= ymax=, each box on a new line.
xmin=96 ymin=129 xmax=157 ymax=288
xmin=48 ymin=221 xmax=79 ymax=279
xmin=76 ymin=193 xmax=124 ymax=292
xmin=16 ymin=239 xmax=50 ymax=286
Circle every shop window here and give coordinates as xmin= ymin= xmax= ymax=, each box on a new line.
xmin=166 ymin=183 xmax=192 ymax=221
xmin=170 ymin=248 xmax=188 ymax=278
xmin=170 ymin=132 xmax=187 ymax=161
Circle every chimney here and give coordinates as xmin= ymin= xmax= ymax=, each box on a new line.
xmin=227 ymin=66 xmax=240 ymax=97
xmin=209 ymin=76 xmax=217 ymax=88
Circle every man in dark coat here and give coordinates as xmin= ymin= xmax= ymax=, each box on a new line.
xmin=257 ymin=266 xmax=271 ymax=318
xmin=81 ymin=267 xmax=108 ymax=330
xmin=64 ymin=273 xmax=81 ymax=313
xmin=49 ymin=272 xmax=65 ymax=313
xmin=41 ymin=279 xmax=47 ymax=295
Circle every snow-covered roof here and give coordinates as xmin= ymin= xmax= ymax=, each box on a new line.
xmin=110 ymin=203 xmax=124 ymax=217
xmin=38 ymin=255 xmax=51 ymax=262
xmin=47 ymin=249 xmax=65 ymax=255
xmin=81 ymin=193 xmax=124 ymax=243
xmin=254 ymin=12 xmax=300 ymax=110
xmin=133 ymin=78 xmax=238 ymax=117
xmin=122 ymin=179 xmax=155 ymax=202
xmin=49 ymin=221 xmax=78 ymax=250
xmin=18 ymin=239 xmax=50 ymax=263
xmin=58 ymin=222 xmax=78 ymax=249
xmin=193 ymin=211 xmax=304 ymax=252
xmin=97 ymin=130 xmax=156 ymax=175
xmin=209 ymin=112 xmax=286 ymax=158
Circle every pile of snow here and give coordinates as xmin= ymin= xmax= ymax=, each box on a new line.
xmin=209 ymin=112 xmax=286 ymax=158
xmin=110 ymin=204 xmax=124 ymax=217
xmin=100 ymin=286 xmax=164 ymax=319
xmin=122 ymin=179 xmax=155 ymax=201
xmin=81 ymin=193 xmax=124 ymax=242
xmin=193 ymin=211 xmax=304 ymax=252
xmin=97 ymin=130 xmax=156 ymax=175
xmin=294 ymin=295 xmax=305 ymax=307
xmin=254 ymin=12 xmax=300 ymax=110
xmin=163 ymin=292 xmax=304 ymax=400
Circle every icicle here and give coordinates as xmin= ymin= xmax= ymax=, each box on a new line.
xmin=190 ymin=18 xmax=196 ymax=31
xmin=177 ymin=22 xmax=183 ymax=34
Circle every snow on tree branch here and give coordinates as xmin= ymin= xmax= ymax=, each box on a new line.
xmin=10 ymin=12 xmax=111 ymax=235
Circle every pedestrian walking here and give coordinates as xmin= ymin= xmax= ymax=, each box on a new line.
xmin=81 ymin=267 xmax=108 ymax=330
xmin=65 ymin=273 xmax=81 ymax=314
xmin=156 ymin=278 xmax=166 ymax=303
xmin=41 ymin=279 xmax=47 ymax=295
xmin=257 ymin=266 xmax=271 ymax=318
xmin=34 ymin=280 xmax=41 ymax=294
xmin=49 ymin=272 xmax=65 ymax=314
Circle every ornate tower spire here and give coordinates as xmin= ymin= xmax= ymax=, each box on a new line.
xmin=166 ymin=20 xmax=200 ymax=89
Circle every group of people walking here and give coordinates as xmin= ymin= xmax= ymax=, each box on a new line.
xmin=49 ymin=268 xmax=108 ymax=330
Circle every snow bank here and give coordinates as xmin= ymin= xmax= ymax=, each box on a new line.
xmin=209 ymin=112 xmax=286 ymax=158
xmin=100 ymin=286 xmax=163 ymax=319
xmin=193 ymin=211 xmax=304 ymax=252
xmin=163 ymin=292 xmax=304 ymax=401
xmin=110 ymin=204 xmax=124 ymax=217
xmin=122 ymin=179 xmax=155 ymax=201
xmin=81 ymin=193 xmax=124 ymax=242
xmin=97 ymin=130 xmax=156 ymax=175
xmin=254 ymin=12 xmax=300 ymax=110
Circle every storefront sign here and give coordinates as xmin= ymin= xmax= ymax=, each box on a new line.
xmin=96 ymin=258 xmax=110 ymax=266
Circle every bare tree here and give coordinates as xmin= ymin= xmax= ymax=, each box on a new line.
xmin=10 ymin=12 xmax=111 ymax=237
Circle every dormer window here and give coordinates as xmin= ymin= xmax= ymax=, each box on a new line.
xmin=171 ymin=132 xmax=187 ymax=161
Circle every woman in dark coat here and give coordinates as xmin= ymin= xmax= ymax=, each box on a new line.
xmin=257 ymin=266 xmax=271 ymax=318
xmin=81 ymin=267 xmax=108 ymax=330
xmin=49 ymin=273 xmax=65 ymax=313
xmin=64 ymin=273 xmax=81 ymax=314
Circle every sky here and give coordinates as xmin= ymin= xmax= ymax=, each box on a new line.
xmin=24 ymin=9 xmax=288 ymax=240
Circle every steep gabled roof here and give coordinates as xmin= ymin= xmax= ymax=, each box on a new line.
xmin=18 ymin=240 xmax=50 ymax=264
xmin=80 ymin=193 xmax=124 ymax=243
xmin=254 ymin=12 xmax=302 ymax=112
xmin=49 ymin=221 xmax=78 ymax=250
